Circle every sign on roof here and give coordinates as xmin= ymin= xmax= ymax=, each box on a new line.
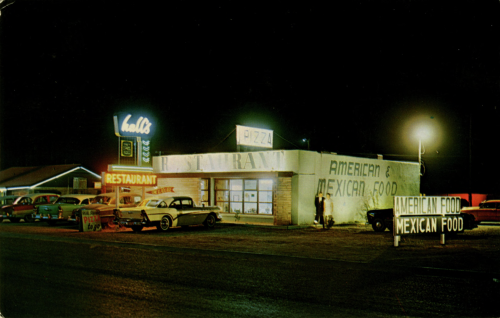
xmin=236 ymin=125 xmax=273 ymax=149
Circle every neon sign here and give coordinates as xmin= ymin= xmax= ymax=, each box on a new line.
xmin=121 ymin=114 xmax=152 ymax=135
xmin=114 ymin=113 xmax=155 ymax=137
xmin=104 ymin=172 xmax=158 ymax=187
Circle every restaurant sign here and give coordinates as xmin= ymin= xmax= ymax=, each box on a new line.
xmin=80 ymin=210 xmax=102 ymax=232
xmin=236 ymin=125 xmax=273 ymax=149
xmin=103 ymin=172 xmax=158 ymax=187
xmin=114 ymin=112 xmax=155 ymax=137
xmin=393 ymin=196 xmax=464 ymax=245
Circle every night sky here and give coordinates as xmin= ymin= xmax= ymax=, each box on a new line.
xmin=1 ymin=0 xmax=499 ymax=195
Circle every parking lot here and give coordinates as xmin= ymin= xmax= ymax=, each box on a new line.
xmin=2 ymin=220 xmax=500 ymax=275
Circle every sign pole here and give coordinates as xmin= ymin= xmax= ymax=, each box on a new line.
xmin=440 ymin=233 xmax=446 ymax=245
xmin=394 ymin=235 xmax=400 ymax=247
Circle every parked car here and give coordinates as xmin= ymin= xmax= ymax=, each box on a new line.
xmin=115 ymin=196 xmax=222 ymax=232
xmin=69 ymin=193 xmax=142 ymax=228
xmin=33 ymin=194 xmax=96 ymax=225
xmin=461 ymin=200 xmax=500 ymax=223
xmin=0 ymin=193 xmax=59 ymax=222
xmin=0 ymin=195 xmax=20 ymax=208
xmin=367 ymin=208 xmax=477 ymax=232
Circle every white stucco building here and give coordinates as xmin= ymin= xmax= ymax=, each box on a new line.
xmin=142 ymin=150 xmax=420 ymax=226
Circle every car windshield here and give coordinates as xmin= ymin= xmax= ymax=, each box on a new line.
xmin=138 ymin=199 xmax=162 ymax=207
xmin=55 ymin=197 xmax=80 ymax=204
xmin=91 ymin=196 xmax=111 ymax=204
xmin=480 ymin=202 xmax=496 ymax=209
xmin=18 ymin=197 xmax=33 ymax=205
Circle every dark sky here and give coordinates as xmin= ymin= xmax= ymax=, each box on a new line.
xmin=1 ymin=0 xmax=499 ymax=194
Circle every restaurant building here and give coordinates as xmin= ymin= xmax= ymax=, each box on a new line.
xmin=141 ymin=150 xmax=420 ymax=226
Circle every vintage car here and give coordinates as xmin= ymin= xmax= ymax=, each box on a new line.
xmin=461 ymin=200 xmax=500 ymax=223
xmin=32 ymin=194 xmax=96 ymax=225
xmin=0 ymin=195 xmax=20 ymax=208
xmin=69 ymin=192 xmax=142 ymax=228
xmin=0 ymin=193 xmax=59 ymax=223
xmin=115 ymin=196 xmax=222 ymax=232
xmin=367 ymin=208 xmax=477 ymax=232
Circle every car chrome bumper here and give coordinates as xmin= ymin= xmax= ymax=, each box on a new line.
xmin=67 ymin=217 xmax=78 ymax=223
xmin=33 ymin=215 xmax=64 ymax=221
xmin=119 ymin=220 xmax=146 ymax=227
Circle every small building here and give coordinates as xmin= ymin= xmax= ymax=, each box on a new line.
xmin=0 ymin=164 xmax=102 ymax=197
xmin=126 ymin=150 xmax=421 ymax=226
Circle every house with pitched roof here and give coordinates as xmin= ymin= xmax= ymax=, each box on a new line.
xmin=0 ymin=164 xmax=102 ymax=196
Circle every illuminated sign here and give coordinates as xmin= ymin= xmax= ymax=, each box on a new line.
xmin=114 ymin=113 xmax=155 ymax=137
xmin=147 ymin=187 xmax=175 ymax=195
xmin=394 ymin=196 xmax=461 ymax=216
xmin=103 ymin=172 xmax=158 ymax=187
xmin=393 ymin=196 xmax=464 ymax=246
xmin=121 ymin=140 xmax=134 ymax=157
xmin=236 ymin=125 xmax=273 ymax=149
xmin=142 ymin=139 xmax=151 ymax=164
xmin=394 ymin=215 xmax=464 ymax=235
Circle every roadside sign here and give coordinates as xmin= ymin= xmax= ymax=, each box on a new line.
xmin=79 ymin=210 xmax=102 ymax=232
xmin=393 ymin=196 xmax=463 ymax=247
xmin=394 ymin=215 xmax=464 ymax=235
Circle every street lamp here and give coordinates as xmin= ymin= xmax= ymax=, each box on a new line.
xmin=415 ymin=126 xmax=431 ymax=177
xmin=302 ymin=138 xmax=310 ymax=150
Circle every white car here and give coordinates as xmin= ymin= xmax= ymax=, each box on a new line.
xmin=115 ymin=196 xmax=222 ymax=232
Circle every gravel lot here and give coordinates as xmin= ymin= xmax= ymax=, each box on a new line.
xmin=2 ymin=220 xmax=500 ymax=276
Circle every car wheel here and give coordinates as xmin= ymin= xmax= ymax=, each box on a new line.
xmin=9 ymin=218 xmax=20 ymax=223
xmin=372 ymin=218 xmax=387 ymax=232
xmin=24 ymin=214 xmax=34 ymax=223
xmin=157 ymin=216 xmax=170 ymax=232
xmin=204 ymin=214 xmax=216 ymax=228
xmin=131 ymin=225 xmax=143 ymax=232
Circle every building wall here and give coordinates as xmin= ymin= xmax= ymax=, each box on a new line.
xmin=297 ymin=153 xmax=420 ymax=225
xmin=151 ymin=150 xmax=420 ymax=225
xmin=274 ymin=177 xmax=292 ymax=225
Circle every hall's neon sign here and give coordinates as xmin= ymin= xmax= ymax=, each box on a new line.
xmin=121 ymin=114 xmax=152 ymax=135
xmin=114 ymin=113 xmax=155 ymax=137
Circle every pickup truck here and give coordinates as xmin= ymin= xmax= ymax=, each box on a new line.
xmin=115 ymin=196 xmax=222 ymax=232
xmin=69 ymin=193 xmax=142 ymax=228
xmin=367 ymin=208 xmax=477 ymax=232
xmin=461 ymin=200 xmax=500 ymax=223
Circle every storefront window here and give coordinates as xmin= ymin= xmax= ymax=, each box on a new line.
xmin=215 ymin=178 xmax=274 ymax=215
xmin=200 ymin=179 xmax=210 ymax=206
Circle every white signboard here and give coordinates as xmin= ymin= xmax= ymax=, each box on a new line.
xmin=80 ymin=210 xmax=102 ymax=232
xmin=394 ymin=196 xmax=461 ymax=216
xmin=236 ymin=125 xmax=273 ymax=149
xmin=393 ymin=196 xmax=463 ymax=247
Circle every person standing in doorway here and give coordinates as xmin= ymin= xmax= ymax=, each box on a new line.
xmin=314 ymin=192 xmax=324 ymax=227
xmin=324 ymin=193 xmax=334 ymax=228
